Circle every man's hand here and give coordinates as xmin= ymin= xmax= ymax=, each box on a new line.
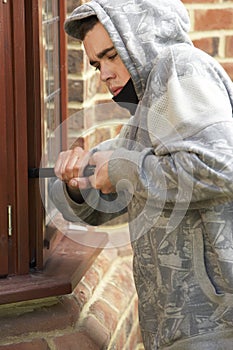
xmin=89 ymin=150 xmax=115 ymax=194
xmin=54 ymin=147 xmax=91 ymax=189
xmin=54 ymin=147 xmax=115 ymax=194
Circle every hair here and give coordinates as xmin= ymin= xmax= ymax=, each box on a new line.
xmin=78 ymin=15 xmax=99 ymax=40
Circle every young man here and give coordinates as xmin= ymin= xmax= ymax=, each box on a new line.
xmin=50 ymin=0 xmax=233 ymax=349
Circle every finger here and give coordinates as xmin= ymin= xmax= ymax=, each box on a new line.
xmin=78 ymin=152 xmax=92 ymax=177
xmin=88 ymin=174 xmax=115 ymax=194
xmin=71 ymin=147 xmax=84 ymax=177
xmin=54 ymin=151 xmax=69 ymax=180
xmin=64 ymin=147 xmax=83 ymax=178
xmin=60 ymin=147 xmax=83 ymax=181
xmin=60 ymin=151 xmax=73 ymax=181
xmin=78 ymin=176 xmax=92 ymax=189
xmin=68 ymin=177 xmax=91 ymax=189
xmin=54 ymin=157 xmax=62 ymax=178
xmin=66 ymin=153 xmax=80 ymax=179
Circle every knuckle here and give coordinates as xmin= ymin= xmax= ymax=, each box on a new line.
xmin=66 ymin=164 xmax=73 ymax=173
xmin=73 ymin=146 xmax=81 ymax=153
xmin=60 ymin=169 xmax=67 ymax=178
xmin=95 ymin=180 xmax=102 ymax=190
xmin=60 ymin=150 xmax=67 ymax=157
xmin=65 ymin=162 xmax=73 ymax=172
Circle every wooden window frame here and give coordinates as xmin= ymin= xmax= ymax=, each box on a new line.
xmin=2 ymin=0 xmax=29 ymax=276
xmin=0 ymin=0 xmax=107 ymax=305
xmin=0 ymin=0 xmax=9 ymax=278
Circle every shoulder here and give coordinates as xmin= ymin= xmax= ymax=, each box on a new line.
xmin=144 ymin=44 xmax=231 ymax=102
xmin=154 ymin=44 xmax=222 ymax=79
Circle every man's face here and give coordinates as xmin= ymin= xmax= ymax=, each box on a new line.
xmin=83 ymin=22 xmax=131 ymax=97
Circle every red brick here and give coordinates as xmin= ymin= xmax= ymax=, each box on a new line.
xmin=102 ymin=283 xmax=127 ymax=312
xmin=110 ymin=261 xmax=135 ymax=295
xmin=82 ymin=266 xmax=100 ymax=293
xmin=89 ymin=300 xmax=119 ymax=333
xmin=0 ymin=297 xmax=80 ymax=339
xmin=0 ymin=340 xmax=49 ymax=350
xmin=111 ymin=309 xmax=141 ymax=350
xmin=67 ymin=106 xmax=84 ymax=126
xmin=195 ymin=9 xmax=233 ymax=31
xmin=81 ymin=315 xmax=110 ymax=348
xmin=109 ymin=334 xmax=126 ymax=350
xmin=74 ymin=280 xmax=92 ymax=309
xmin=93 ymin=252 xmax=114 ymax=276
xmin=137 ymin=325 xmax=143 ymax=345
xmin=68 ymin=79 xmax=84 ymax=102
xmin=226 ymin=36 xmax=233 ymax=57
xmin=221 ymin=62 xmax=233 ymax=81
xmin=53 ymin=332 xmax=99 ymax=350
xmin=68 ymin=49 xmax=84 ymax=75
xmin=118 ymin=244 xmax=133 ymax=257
xmin=193 ymin=37 xmax=219 ymax=57
xmin=85 ymin=73 xmax=99 ymax=100
xmin=128 ymin=324 xmax=142 ymax=350
xmin=84 ymin=108 xmax=99 ymax=129
xmin=95 ymin=127 xmax=112 ymax=144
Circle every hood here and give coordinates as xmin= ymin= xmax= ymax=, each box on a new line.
xmin=65 ymin=0 xmax=192 ymax=100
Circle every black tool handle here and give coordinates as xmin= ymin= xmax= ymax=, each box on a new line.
xmin=83 ymin=165 xmax=96 ymax=177
xmin=28 ymin=168 xmax=55 ymax=178
xmin=28 ymin=165 xmax=95 ymax=178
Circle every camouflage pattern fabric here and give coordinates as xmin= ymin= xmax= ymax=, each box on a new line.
xmin=51 ymin=0 xmax=233 ymax=348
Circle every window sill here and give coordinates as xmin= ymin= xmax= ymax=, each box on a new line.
xmin=0 ymin=229 xmax=108 ymax=305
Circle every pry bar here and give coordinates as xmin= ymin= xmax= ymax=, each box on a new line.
xmin=28 ymin=165 xmax=95 ymax=178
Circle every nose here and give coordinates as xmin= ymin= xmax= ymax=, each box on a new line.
xmin=100 ymin=63 xmax=115 ymax=82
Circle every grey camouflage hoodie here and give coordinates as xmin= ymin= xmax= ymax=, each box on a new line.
xmin=51 ymin=0 xmax=233 ymax=348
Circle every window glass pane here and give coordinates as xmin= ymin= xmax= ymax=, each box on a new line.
xmin=41 ymin=0 xmax=62 ymax=226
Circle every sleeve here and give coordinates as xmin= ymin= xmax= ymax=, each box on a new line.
xmin=49 ymin=130 xmax=131 ymax=226
xmin=49 ymin=178 xmax=128 ymax=226
xmin=108 ymin=71 xmax=233 ymax=210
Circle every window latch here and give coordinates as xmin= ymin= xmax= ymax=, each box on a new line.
xmin=3 ymin=0 xmax=7 ymax=4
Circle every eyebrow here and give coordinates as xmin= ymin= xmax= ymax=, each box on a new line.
xmin=89 ymin=46 xmax=116 ymax=66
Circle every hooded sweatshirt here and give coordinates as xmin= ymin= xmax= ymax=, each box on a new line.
xmin=51 ymin=0 xmax=233 ymax=349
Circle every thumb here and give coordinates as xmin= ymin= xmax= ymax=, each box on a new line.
xmin=68 ymin=177 xmax=91 ymax=190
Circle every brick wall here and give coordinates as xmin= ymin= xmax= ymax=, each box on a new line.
xmin=0 ymin=246 xmax=143 ymax=350
xmin=0 ymin=1 xmax=232 ymax=350
xmin=66 ymin=0 xmax=131 ymax=152
xmin=67 ymin=0 xmax=233 ymax=148
xmin=183 ymin=0 xmax=233 ymax=79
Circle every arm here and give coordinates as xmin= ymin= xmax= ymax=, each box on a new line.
xmin=49 ymin=178 xmax=127 ymax=226
xmin=108 ymin=67 xmax=233 ymax=209
xmin=108 ymin=122 xmax=233 ymax=210
xmin=49 ymin=136 xmax=130 ymax=226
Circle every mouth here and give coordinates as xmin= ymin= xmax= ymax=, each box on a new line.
xmin=111 ymin=87 xmax=123 ymax=96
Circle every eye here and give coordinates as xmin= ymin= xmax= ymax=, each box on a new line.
xmin=95 ymin=65 xmax=100 ymax=71
xmin=108 ymin=53 xmax=118 ymax=61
